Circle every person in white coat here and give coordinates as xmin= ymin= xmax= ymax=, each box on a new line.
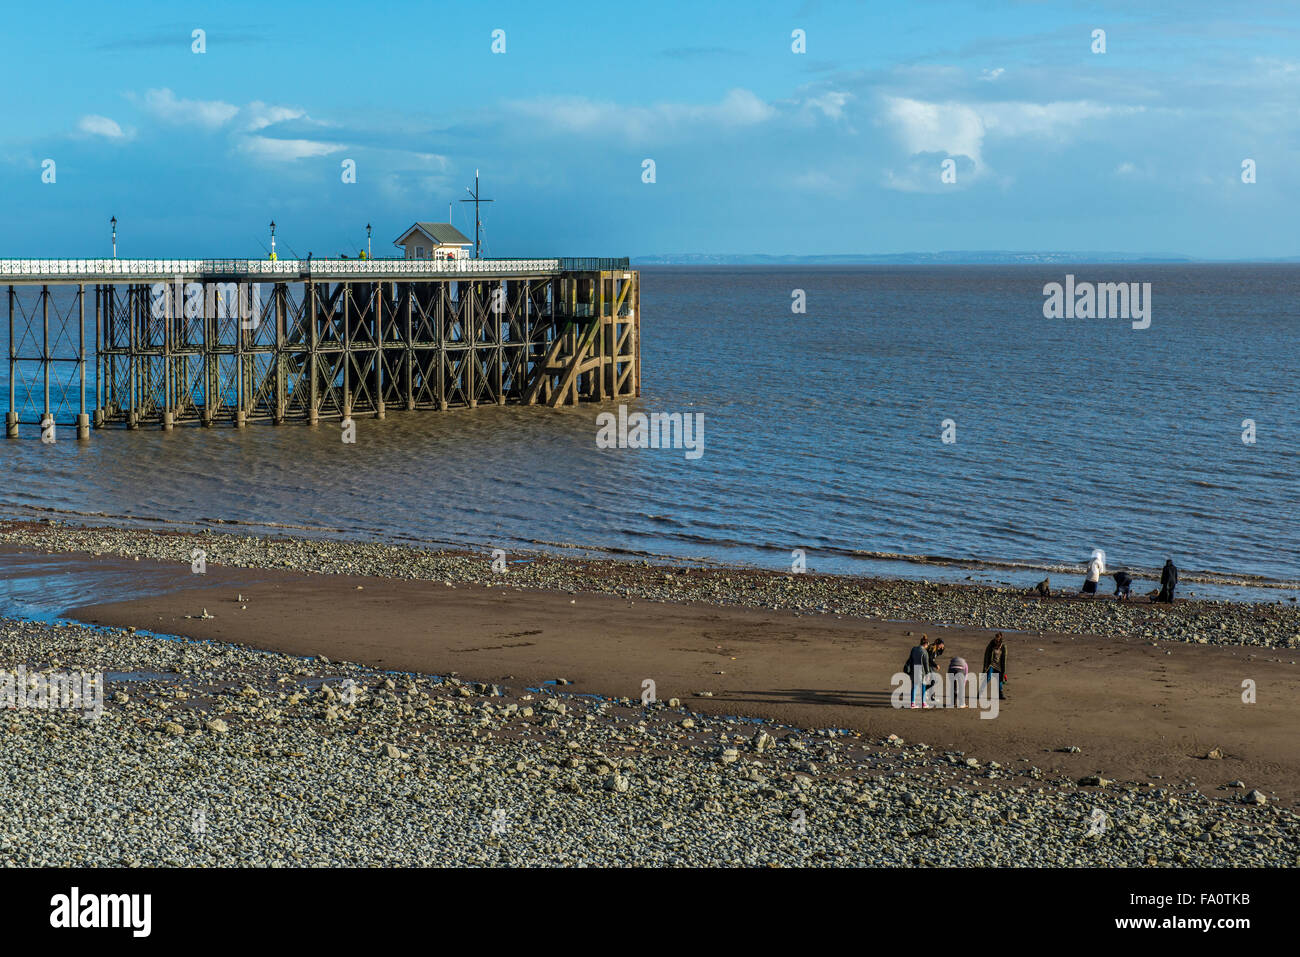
xmin=1081 ymin=549 xmax=1106 ymax=597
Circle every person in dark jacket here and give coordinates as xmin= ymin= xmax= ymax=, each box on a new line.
xmin=1157 ymin=559 xmax=1178 ymax=602
xmin=1113 ymin=570 xmax=1133 ymax=600
xmin=925 ymin=637 xmax=946 ymax=673
xmin=904 ymin=635 xmax=933 ymax=709
xmin=983 ymin=632 xmax=1008 ymax=701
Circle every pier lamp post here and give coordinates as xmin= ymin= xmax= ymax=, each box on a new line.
xmin=366 ymin=223 xmax=372 ymax=260
xmin=110 ymin=216 xmax=117 ymax=259
xmin=269 ymin=220 xmax=277 ymax=261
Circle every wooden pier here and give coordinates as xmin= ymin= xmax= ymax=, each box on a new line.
xmin=2 ymin=257 xmax=639 ymax=437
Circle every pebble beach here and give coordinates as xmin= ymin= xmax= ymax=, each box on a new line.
xmin=3 ymin=615 xmax=1297 ymax=867
xmin=1 ymin=519 xmax=1297 ymax=867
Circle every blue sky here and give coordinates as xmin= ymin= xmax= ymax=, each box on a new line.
xmin=1 ymin=0 xmax=1297 ymax=259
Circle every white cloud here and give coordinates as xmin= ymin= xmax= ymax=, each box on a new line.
xmin=716 ymin=88 xmax=776 ymax=125
xmin=979 ymin=100 xmax=1132 ymax=140
xmin=78 ymin=115 xmax=126 ymax=139
xmin=510 ymin=87 xmax=775 ymax=140
xmin=882 ymin=96 xmax=987 ymax=165
xmin=142 ymin=88 xmax=239 ymax=128
xmin=241 ymin=101 xmax=309 ymax=132
xmin=134 ymin=89 xmax=346 ymax=163
xmin=880 ymin=95 xmax=1141 ymax=185
xmin=804 ymin=91 xmax=852 ymax=120
xmin=237 ymin=136 xmax=343 ymax=162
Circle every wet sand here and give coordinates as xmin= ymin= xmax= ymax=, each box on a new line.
xmin=57 ymin=549 xmax=1300 ymax=805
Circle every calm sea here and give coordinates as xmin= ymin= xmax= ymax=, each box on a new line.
xmin=2 ymin=265 xmax=1297 ymax=600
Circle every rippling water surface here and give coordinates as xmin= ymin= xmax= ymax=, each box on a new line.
xmin=1 ymin=265 xmax=1297 ymax=597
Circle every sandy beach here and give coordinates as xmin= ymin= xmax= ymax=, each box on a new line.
xmin=0 ymin=519 xmax=1297 ymax=866
xmin=61 ymin=548 xmax=1300 ymax=804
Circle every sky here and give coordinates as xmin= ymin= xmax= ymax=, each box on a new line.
xmin=0 ymin=0 xmax=1297 ymax=260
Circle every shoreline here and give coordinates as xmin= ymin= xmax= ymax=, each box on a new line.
xmin=2 ymin=518 xmax=1298 ymax=649
xmin=1 ymin=505 xmax=1293 ymax=599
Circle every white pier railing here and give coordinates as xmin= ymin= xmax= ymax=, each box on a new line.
xmin=308 ymin=258 xmax=562 ymax=277
xmin=0 ymin=258 xmax=565 ymax=282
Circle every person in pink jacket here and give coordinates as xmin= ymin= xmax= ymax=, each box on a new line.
xmin=946 ymin=655 xmax=970 ymax=708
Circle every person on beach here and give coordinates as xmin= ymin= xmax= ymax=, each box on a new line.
xmin=1113 ymin=570 xmax=1133 ymax=601
xmin=1081 ymin=549 xmax=1105 ymax=597
xmin=926 ymin=637 xmax=946 ymax=673
xmin=983 ymin=632 xmax=1008 ymax=701
xmin=904 ymin=635 xmax=932 ymax=709
xmin=1158 ymin=559 xmax=1179 ymax=603
xmin=947 ymin=655 xmax=970 ymax=708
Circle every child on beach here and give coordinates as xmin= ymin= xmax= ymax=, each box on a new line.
xmin=1113 ymin=571 xmax=1133 ymax=600
xmin=1082 ymin=549 xmax=1105 ymax=597
xmin=947 ymin=655 xmax=970 ymax=708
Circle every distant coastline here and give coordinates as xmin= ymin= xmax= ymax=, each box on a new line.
xmin=632 ymin=252 xmax=1300 ymax=266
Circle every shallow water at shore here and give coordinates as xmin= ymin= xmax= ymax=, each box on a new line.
xmin=0 ymin=547 xmax=273 ymax=623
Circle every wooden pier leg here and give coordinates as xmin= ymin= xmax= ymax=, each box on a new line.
xmin=93 ymin=285 xmax=103 ymax=429
xmin=437 ymin=282 xmax=448 ymax=412
xmin=569 ymin=281 xmax=580 ymax=405
xmin=309 ymin=281 xmax=319 ymax=424
xmin=520 ymin=278 xmax=531 ymax=404
xmin=42 ymin=285 xmax=50 ymax=432
xmin=161 ymin=281 xmax=173 ymax=432
xmin=275 ymin=282 xmax=286 ymax=423
xmin=405 ymin=283 xmax=414 ymax=412
xmin=342 ymin=281 xmax=350 ymax=419
xmin=128 ymin=285 xmax=139 ymax=430
xmin=375 ymin=281 xmax=385 ymax=419
xmin=104 ymin=286 xmax=114 ymax=425
xmin=466 ymin=281 xmax=476 ymax=409
xmin=200 ymin=286 xmax=211 ymax=427
xmin=5 ymin=286 xmax=15 ymax=437
xmin=494 ymin=280 xmax=503 ymax=406
xmin=235 ymin=280 xmax=246 ymax=428
xmin=162 ymin=280 xmax=172 ymax=430
xmin=77 ymin=284 xmax=89 ymax=439
xmin=633 ymin=273 xmax=641 ymax=398
xmin=596 ymin=274 xmax=606 ymax=402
